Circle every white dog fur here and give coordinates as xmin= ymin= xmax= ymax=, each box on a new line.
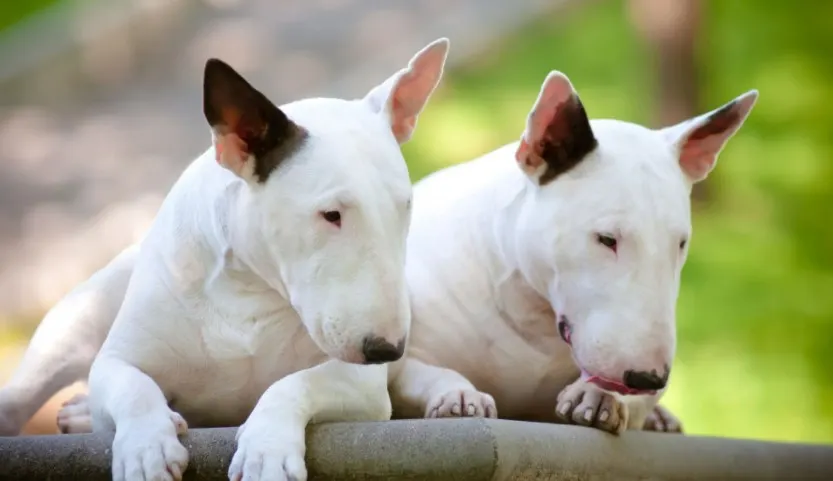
xmin=389 ymin=71 xmax=758 ymax=434
xmin=0 ymin=38 xmax=450 ymax=481
xmin=0 ymin=57 xmax=757 ymax=460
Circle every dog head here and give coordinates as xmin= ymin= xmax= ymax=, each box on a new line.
xmin=202 ymin=39 xmax=450 ymax=364
xmin=512 ymin=71 xmax=757 ymax=394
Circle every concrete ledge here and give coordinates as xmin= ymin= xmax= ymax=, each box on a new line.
xmin=1 ymin=419 xmax=832 ymax=480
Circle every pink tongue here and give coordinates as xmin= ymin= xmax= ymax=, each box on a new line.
xmin=582 ymin=372 xmax=656 ymax=396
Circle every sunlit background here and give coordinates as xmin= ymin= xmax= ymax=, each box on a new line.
xmin=1 ymin=0 xmax=831 ymax=443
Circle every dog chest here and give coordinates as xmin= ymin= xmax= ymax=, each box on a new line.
xmin=408 ymin=250 xmax=580 ymax=422
xmin=161 ymin=310 xmax=327 ymax=427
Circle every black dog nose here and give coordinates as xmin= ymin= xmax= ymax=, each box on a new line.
xmin=361 ymin=336 xmax=405 ymax=364
xmin=623 ymin=368 xmax=668 ymax=391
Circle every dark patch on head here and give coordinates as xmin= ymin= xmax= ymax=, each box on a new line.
xmin=251 ymin=126 xmax=308 ymax=183
xmin=203 ymin=58 xmax=307 ymax=182
xmin=688 ymin=100 xmax=739 ymax=142
xmin=535 ymin=95 xmax=598 ymax=186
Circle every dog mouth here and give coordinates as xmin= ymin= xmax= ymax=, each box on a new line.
xmin=558 ymin=316 xmax=656 ymax=396
xmin=580 ymin=370 xmax=657 ymax=396
xmin=557 ymin=316 xmax=572 ymax=345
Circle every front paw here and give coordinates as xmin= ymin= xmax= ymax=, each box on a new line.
xmin=58 ymin=393 xmax=93 ymax=434
xmin=555 ymin=379 xmax=628 ymax=435
xmin=112 ymin=411 xmax=189 ymax=481
xmin=643 ymin=404 xmax=683 ymax=433
xmin=426 ymin=389 xmax=497 ymax=418
xmin=229 ymin=419 xmax=307 ymax=481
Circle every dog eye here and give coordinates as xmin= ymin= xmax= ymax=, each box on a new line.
xmin=321 ymin=210 xmax=342 ymax=227
xmin=596 ymin=234 xmax=617 ymax=251
xmin=679 ymin=239 xmax=687 ymax=250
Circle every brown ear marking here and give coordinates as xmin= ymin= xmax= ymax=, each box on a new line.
xmin=203 ymin=58 xmax=307 ymax=182
xmin=535 ymin=95 xmax=598 ymax=186
xmin=687 ymin=100 xmax=740 ymax=142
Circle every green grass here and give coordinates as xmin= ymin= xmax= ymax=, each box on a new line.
xmin=403 ymin=0 xmax=833 ymax=443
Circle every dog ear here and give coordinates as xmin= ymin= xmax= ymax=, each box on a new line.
xmin=661 ymin=90 xmax=758 ymax=183
xmin=363 ymin=38 xmax=450 ymax=144
xmin=515 ymin=71 xmax=598 ymax=185
xmin=203 ymin=58 xmax=305 ymax=182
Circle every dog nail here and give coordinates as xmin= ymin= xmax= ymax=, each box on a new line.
xmin=451 ymin=403 xmax=461 ymax=415
xmin=599 ymin=410 xmax=609 ymax=422
xmin=584 ymin=409 xmax=593 ymax=422
xmin=558 ymin=402 xmax=571 ymax=416
xmin=466 ymin=404 xmax=476 ymax=416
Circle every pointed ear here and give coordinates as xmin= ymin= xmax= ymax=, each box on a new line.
xmin=203 ymin=58 xmax=305 ymax=182
xmin=363 ymin=38 xmax=450 ymax=144
xmin=662 ymin=90 xmax=758 ymax=183
xmin=515 ymin=71 xmax=598 ymax=185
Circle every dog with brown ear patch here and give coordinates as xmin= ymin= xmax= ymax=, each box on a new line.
xmin=391 ymin=70 xmax=757 ymax=435
xmin=0 ymin=38 xmax=450 ymax=481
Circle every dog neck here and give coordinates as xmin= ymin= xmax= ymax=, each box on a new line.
xmin=209 ymin=179 xmax=291 ymax=302
xmin=489 ymin=175 xmax=550 ymax=294
xmin=480 ymin=167 xmax=560 ymax=335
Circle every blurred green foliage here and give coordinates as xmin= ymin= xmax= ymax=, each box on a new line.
xmin=0 ymin=1 xmax=60 ymax=32
xmin=402 ymin=0 xmax=833 ymax=443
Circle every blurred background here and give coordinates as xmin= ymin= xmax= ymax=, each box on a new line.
xmin=0 ymin=0 xmax=831 ymax=443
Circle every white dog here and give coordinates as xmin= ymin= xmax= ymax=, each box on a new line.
xmin=0 ymin=38 xmax=450 ymax=481
xmin=389 ymin=71 xmax=757 ymax=434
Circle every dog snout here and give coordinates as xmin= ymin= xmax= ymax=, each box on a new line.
xmin=361 ymin=335 xmax=406 ymax=364
xmin=623 ymin=366 xmax=669 ymax=391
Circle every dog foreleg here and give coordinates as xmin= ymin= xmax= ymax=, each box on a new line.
xmin=87 ymin=353 xmax=189 ymax=481
xmin=620 ymin=390 xmax=683 ymax=433
xmin=389 ymin=357 xmax=497 ymax=419
xmin=229 ymin=360 xmax=391 ymax=481
xmin=0 ymin=244 xmax=137 ymax=436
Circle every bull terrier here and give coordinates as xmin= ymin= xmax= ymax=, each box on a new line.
xmin=389 ymin=71 xmax=757 ymax=434
xmin=0 ymin=37 xmax=451 ymax=481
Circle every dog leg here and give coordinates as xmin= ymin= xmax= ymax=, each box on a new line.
xmin=0 ymin=244 xmax=137 ymax=436
xmin=620 ymin=389 xmax=667 ymax=432
xmin=389 ymin=358 xmax=497 ymax=419
xmin=555 ymin=378 xmax=672 ymax=435
xmin=87 ymin=355 xmax=189 ymax=481
xmin=555 ymin=377 xmax=630 ymax=434
xmin=56 ymin=392 xmax=93 ymax=434
xmin=229 ymin=360 xmax=391 ymax=481
xmin=642 ymin=403 xmax=684 ymax=433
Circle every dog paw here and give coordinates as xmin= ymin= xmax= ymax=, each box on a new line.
xmin=57 ymin=393 xmax=93 ymax=434
xmin=426 ymin=389 xmax=497 ymax=418
xmin=112 ymin=411 xmax=189 ymax=481
xmin=229 ymin=419 xmax=307 ymax=481
xmin=555 ymin=379 xmax=628 ymax=435
xmin=643 ymin=404 xmax=683 ymax=433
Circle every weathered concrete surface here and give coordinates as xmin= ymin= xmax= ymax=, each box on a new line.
xmin=1 ymin=419 xmax=832 ymax=480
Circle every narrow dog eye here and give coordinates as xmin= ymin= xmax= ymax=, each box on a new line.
xmin=679 ymin=239 xmax=687 ymax=250
xmin=596 ymin=234 xmax=617 ymax=251
xmin=321 ymin=210 xmax=342 ymax=227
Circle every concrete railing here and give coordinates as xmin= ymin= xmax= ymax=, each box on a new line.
xmin=1 ymin=419 xmax=831 ymax=480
